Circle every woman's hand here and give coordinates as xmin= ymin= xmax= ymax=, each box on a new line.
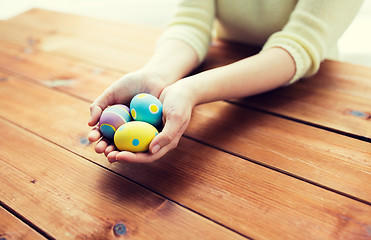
xmin=88 ymin=69 xmax=169 ymax=157
xmin=106 ymin=80 xmax=197 ymax=163
xmin=88 ymin=39 xmax=200 ymax=163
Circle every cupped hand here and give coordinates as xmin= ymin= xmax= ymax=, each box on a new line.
xmin=104 ymin=79 xmax=196 ymax=164
xmin=88 ymin=69 xmax=167 ymax=128
xmin=88 ymin=69 xmax=169 ymax=158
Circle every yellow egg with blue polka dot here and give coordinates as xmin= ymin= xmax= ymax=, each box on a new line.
xmin=130 ymin=93 xmax=163 ymax=127
xmin=114 ymin=121 xmax=159 ymax=152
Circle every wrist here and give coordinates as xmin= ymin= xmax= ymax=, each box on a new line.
xmin=143 ymin=39 xmax=199 ymax=85
xmin=171 ymin=76 xmax=202 ymax=107
xmin=141 ymin=65 xmax=178 ymax=86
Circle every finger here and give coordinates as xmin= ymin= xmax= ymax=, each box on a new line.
xmin=89 ymin=97 xmax=108 ymax=127
xmin=149 ymin=112 xmax=184 ymax=155
xmin=89 ymin=84 xmax=119 ymax=126
xmin=94 ymin=137 xmax=111 ymax=154
xmin=104 ymin=144 xmax=117 ymax=157
xmin=89 ymin=79 xmax=139 ymax=127
xmin=88 ymin=127 xmax=102 ymax=142
xmin=88 ymin=108 xmax=101 ymax=127
xmin=110 ymin=137 xmax=176 ymax=163
xmin=115 ymin=151 xmax=138 ymax=163
xmin=107 ymin=151 xmax=119 ymax=163
xmin=115 ymin=138 xmax=178 ymax=164
xmin=115 ymin=151 xmax=156 ymax=163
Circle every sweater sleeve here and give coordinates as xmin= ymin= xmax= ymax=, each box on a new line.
xmin=156 ymin=0 xmax=215 ymax=63
xmin=262 ymin=0 xmax=364 ymax=84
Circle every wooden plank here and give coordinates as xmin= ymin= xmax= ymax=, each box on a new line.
xmin=1 ymin=69 xmax=371 ymax=239
xmin=0 ymin=42 xmax=370 ymax=203
xmin=0 ymin=8 xmax=159 ymax=72
xmin=187 ymin=101 xmax=371 ymax=201
xmin=0 ymin=118 xmax=246 ymax=240
xmin=6 ymin=8 xmax=160 ymax=44
xmin=0 ymin=39 xmax=120 ymax=101
xmin=200 ymin=41 xmax=371 ymax=101
xmin=198 ymin=39 xmax=371 ymax=140
xmin=0 ymin=206 xmax=46 ymax=240
xmin=1 ymin=9 xmax=370 ymax=140
xmin=233 ymin=60 xmax=371 ymax=140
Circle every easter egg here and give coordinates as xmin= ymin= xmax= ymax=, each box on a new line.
xmin=114 ymin=121 xmax=158 ymax=152
xmin=130 ymin=93 xmax=163 ymax=127
xmin=99 ymin=104 xmax=131 ymax=138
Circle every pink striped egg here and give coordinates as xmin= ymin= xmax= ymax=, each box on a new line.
xmin=99 ymin=104 xmax=131 ymax=138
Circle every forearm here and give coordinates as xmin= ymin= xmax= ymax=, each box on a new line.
xmin=177 ymin=47 xmax=296 ymax=105
xmin=142 ymin=39 xmax=199 ymax=85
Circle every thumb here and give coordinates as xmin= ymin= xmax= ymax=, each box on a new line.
xmin=149 ymin=112 xmax=187 ymax=155
xmin=88 ymin=85 xmax=118 ymax=126
xmin=88 ymin=104 xmax=103 ymax=126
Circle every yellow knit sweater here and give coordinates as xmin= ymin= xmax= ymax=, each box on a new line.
xmin=158 ymin=0 xmax=364 ymax=83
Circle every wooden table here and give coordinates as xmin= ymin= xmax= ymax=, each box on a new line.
xmin=0 ymin=9 xmax=370 ymax=240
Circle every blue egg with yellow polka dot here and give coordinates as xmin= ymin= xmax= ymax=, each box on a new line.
xmin=130 ymin=93 xmax=163 ymax=127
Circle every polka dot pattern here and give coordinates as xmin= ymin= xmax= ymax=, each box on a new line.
xmin=114 ymin=121 xmax=158 ymax=152
xmin=129 ymin=93 xmax=163 ymax=126
xmin=149 ymin=104 xmax=159 ymax=114
xmin=131 ymin=108 xmax=137 ymax=120
xmin=101 ymin=94 xmax=163 ymax=153
xmin=132 ymin=139 xmax=140 ymax=146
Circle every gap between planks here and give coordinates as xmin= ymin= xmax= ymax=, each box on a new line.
xmin=0 ymin=10 xmax=369 ymax=140
xmin=0 ymin=202 xmax=53 ymax=240
xmin=0 ymin=114 xmax=252 ymax=240
xmin=227 ymin=100 xmax=371 ymax=143
xmin=0 ymin=117 xmax=251 ymax=240
xmin=0 ymin=45 xmax=370 ymax=206
xmin=0 ymin=72 xmax=371 ymax=239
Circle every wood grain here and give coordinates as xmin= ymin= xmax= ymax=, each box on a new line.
xmin=1 ymin=71 xmax=371 ymax=239
xmin=1 ymin=9 xmax=370 ymax=140
xmin=0 ymin=207 xmax=46 ymax=240
xmin=0 ymin=42 xmax=369 ymax=203
xmin=1 ymin=9 xmax=371 ymax=240
xmin=187 ymin=101 xmax=371 ymax=201
xmin=0 ymin=118 xmax=246 ymax=240
xmin=233 ymin=61 xmax=371 ymax=139
xmin=0 ymin=39 xmax=120 ymax=101
xmin=199 ymin=36 xmax=371 ymax=140
xmin=0 ymin=8 xmax=159 ymax=72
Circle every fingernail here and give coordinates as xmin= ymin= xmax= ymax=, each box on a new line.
xmin=108 ymin=158 xmax=117 ymax=164
xmin=151 ymin=145 xmax=160 ymax=155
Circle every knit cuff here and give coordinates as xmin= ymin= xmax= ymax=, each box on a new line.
xmin=157 ymin=26 xmax=211 ymax=63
